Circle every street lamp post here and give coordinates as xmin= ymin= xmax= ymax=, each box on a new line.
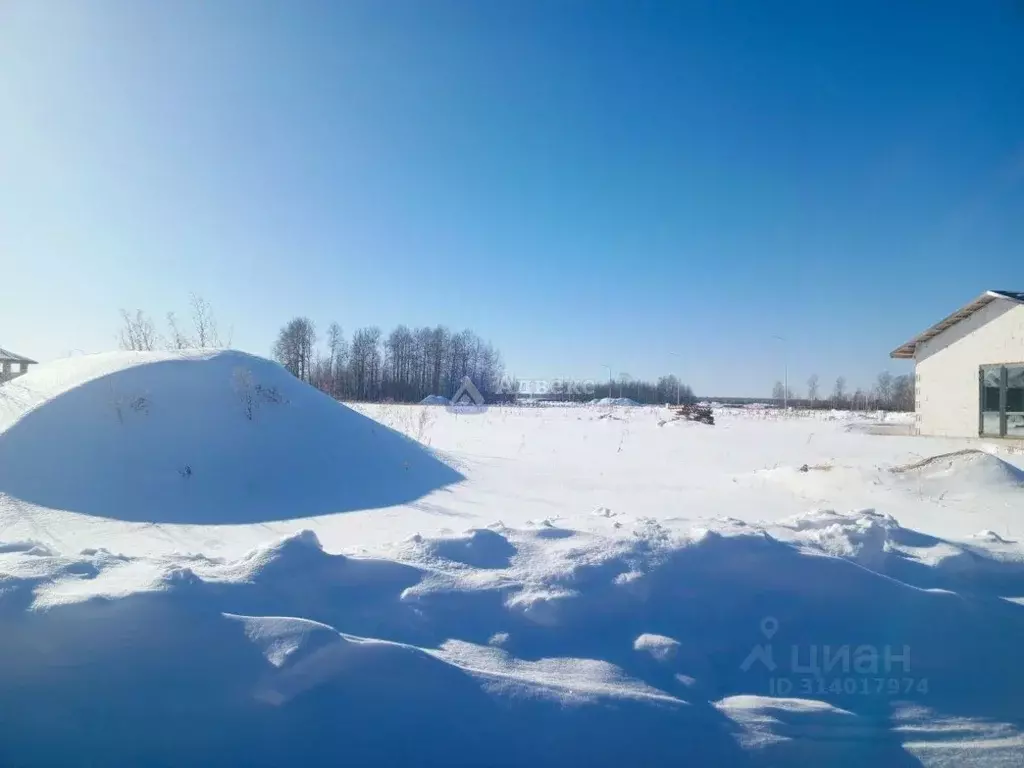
xmin=601 ymin=364 xmax=612 ymax=400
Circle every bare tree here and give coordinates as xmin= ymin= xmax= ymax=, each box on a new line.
xmin=384 ymin=325 xmax=415 ymax=401
xmin=350 ymin=326 xmax=383 ymax=399
xmin=772 ymin=380 xmax=786 ymax=404
xmin=272 ymin=317 xmax=316 ymax=381
xmin=325 ymin=322 xmax=347 ymax=396
xmin=118 ymin=310 xmax=158 ymax=351
xmin=189 ymin=293 xmax=221 ymax=348
xmin=833 ymin=376 xmax=846 ymax=406
xmin=166 ymin=312 xmax=190 ymax=349
xmin=852 ymin=387 xmax=867 ymax=410
xmin=892 ymin=374 xmax=914 ymax=411
xmin=617 ymin=372 xmax=632 ymax=399
xmin=657 ymin=374 xmax=680 ymax=404
xmin=309 ymin=352 xmax=333 ymax=394
xmin=807 ymin=374 xmax=820 ymax=402
xmin=875 ymin=371 xmax=894 ymax=408
xmin=327 ymin=322 xmax=343 ymax=363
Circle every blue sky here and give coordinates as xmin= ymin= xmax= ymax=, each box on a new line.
xmin=2 ymin=1 xmax=1021 ymax=396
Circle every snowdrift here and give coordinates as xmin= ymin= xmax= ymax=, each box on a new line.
xmin=890 ymin=450 xmax=1024 ymax=497
xmin=0 ymin=351 xmax=462 ymax=523
xmin=591 ymin=397 xmax=641 ymax=406
xmin=419 ymin=394 xmax=451 ymax=405
xmin=3 ymin=513 xmax=1024 ymax=766
xmin=3 ymin=394 xmax=1024 ymax=765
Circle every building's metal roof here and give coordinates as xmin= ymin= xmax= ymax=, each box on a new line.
xmin=890 ymin=290 xmax=1024 ymax=359
xmin=0 ymin=347 xmax=38 ymax=364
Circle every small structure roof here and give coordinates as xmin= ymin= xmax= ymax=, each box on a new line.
xmin=0 ymin=347 xmax=38 ymax=364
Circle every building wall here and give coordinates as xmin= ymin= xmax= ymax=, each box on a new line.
xmin=0 ymin=362 xmax=31 ymax=384
xmin=914 ymin=299 xmax=1024 ymax=437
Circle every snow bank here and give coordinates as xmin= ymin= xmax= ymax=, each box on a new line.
xmin=419 ymin=394 xmax=451 ymax=405
xmin=3 ymin=388 xmax=1024 ymax=765
xmin=591 ymin=397 xmax=641 ymax=406
xmin=3 ymin=513 xmax=1024 ymax=765
xmin=891 ymin=450 xmax=1024 ymax=497
xmin=633 ymin=633 xmax=681 ymax=661
xmin=0 ymin=351 xmax=463 ymax=522
xmin=780 ymin=508 xmax=900 ymax=568
xmin=407 ymin=527 xmax=518 ymax=568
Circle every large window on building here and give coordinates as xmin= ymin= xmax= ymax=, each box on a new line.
xmin=1007 ymin=365 xmax=1024 ymax=438
xmin=979 ymin=364 xmax=1024 ymax=437
xmin=981 ymin=367 xmax=1002 ymax=436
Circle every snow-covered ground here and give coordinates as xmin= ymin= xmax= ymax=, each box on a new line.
xmin=2 ymin=351 xmax=1024 ymax=766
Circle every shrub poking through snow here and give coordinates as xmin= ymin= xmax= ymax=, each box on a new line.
xmin=671 ymin=404 xmax=715 ymax=425
xmin=233 ymin=367 xmax=287 ymax=421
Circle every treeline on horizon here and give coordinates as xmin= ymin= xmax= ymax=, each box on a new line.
xmin=115 ymin=298 xmax=911 ymax=410
xmin=113 ymin=300 xmax=700 ymax=405
xmin=270 ymin=317 xmax=701 ymax=406
xmin=770 ymin=372 xmax=914 ymax=412
xmin=272 ymin=317 xmax=504 ymax=402
xmin=115 ymin=298 xmax=504 ymax=402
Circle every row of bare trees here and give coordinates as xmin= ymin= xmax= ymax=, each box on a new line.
xmin=272 ymin=318 xmax=505 ymax=403
xmin=536 ymin=374 xmax=695 ymax=405
xmin=118 ymin=295 xmax=227 ymax=351
xmin=116 ymin=301 xmax=504 ymax=404
xmin=772 ymin=372 xmax=914 ymax=411
xmin=118 ymin=299 xmax=912 ymax=411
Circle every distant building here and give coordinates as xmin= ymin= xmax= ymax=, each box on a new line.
xmin=891 ymin=290 xmax=1024 ymax=438
xmin=0 ymin=348 xmax=38 ymax=383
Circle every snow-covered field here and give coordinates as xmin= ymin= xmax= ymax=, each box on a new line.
xmin=2 ymin=351 xmax=1024 ymax=766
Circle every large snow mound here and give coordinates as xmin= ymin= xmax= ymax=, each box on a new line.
xmin=0 ymin=351 xmax=462 ymax=523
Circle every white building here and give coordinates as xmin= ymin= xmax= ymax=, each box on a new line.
xmin=891 ymin=290 xmax=1024 ymax=439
